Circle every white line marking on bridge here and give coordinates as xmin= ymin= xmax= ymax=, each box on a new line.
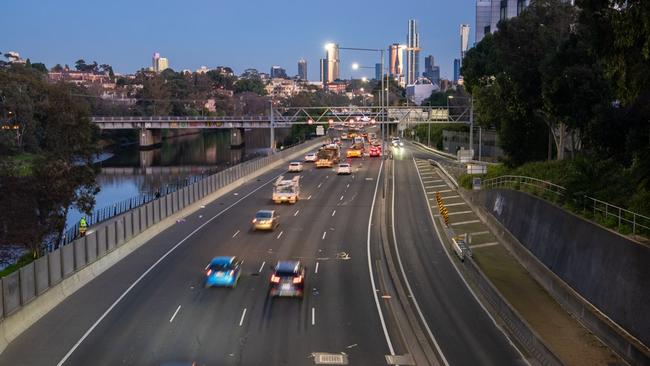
xmin=315 ymin=262 xmax=319 ymax=274
xmin=445 ymin=202 xmax=467 ymax=207
xmin=332 ymin=210 xmax=336 ymax=217
xmin=276 ymin=231 xmax=283 ymax=239
xmin=340 ymin=195 xmax=344 ymax=201
xmin=258 ymin=261 xmax=266 ymax=273
xmin=470 ymin=242 xmax=500 ymax=249
xmin=322 ymin=231 xmax=327 ymax=240
xmin=169 ymin=305 xmax=181 ymax=323
xmin=451 ymin=220 xmax=481 ymax=226
xmin=294 ymin=210 xmax=300 ymax=216
xmin=239 ymin=308 xmax=247 ymax=327
xmin=425 ymin=184 xmax=447 ymax=188
xmin=232 ymin=230 xmax=240 ymax=238
xmin=311 ymin=307 xmax=316 ymax=326
xmin=55 ymin=171 xmax=288 ymax=366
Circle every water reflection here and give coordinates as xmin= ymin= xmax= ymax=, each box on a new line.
xmin=65 ymin=129 xmax=278 ymax=227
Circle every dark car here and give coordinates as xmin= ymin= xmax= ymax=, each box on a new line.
xmin=269 ymin=260 xmax=305 ymax=298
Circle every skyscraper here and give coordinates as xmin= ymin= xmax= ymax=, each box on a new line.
xmin=423 ymin=55 xmax=440 ymax=85
xmin=460 ymin=24 xmax=471 ymax=59
xmin=375 ymin=63 xmax=382 ymax=81
xmin=152 ymin=52 xmax=169 ymax=73
xmin=453 ymin=58 xmax=461 ymax=83
xmin=298 ymin=59 xmax=307 ymax=80
xmin=388 ymin=43 xmax=404 ymax=77
xmin=270 ymin=66 xmax=288 ymax=79
xmin=406 ymin=19 xmax=421 ymax=85
xmin=475 ymin=0 xmax=492 ymax=43
xmin=321 ymin=43 xmax=340 ymax=83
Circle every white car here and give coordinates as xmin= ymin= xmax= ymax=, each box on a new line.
xmin=304 ymin=153 xmax=317 ymax=162
xmin=337 ymin=163 xmax=352 ymax=175
xmin=288 ymin=162 xmax=303 ymax=172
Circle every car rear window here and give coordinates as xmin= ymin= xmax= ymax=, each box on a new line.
xmin=256 ymin=211 xmax=272 ymax=218
xmin=290 ymin=162 xmax=300 ymax=165
xmin=210 ymin=263 xmax=231 ymax=271
xmin=340 ymin=164 xmax=350 ymax=167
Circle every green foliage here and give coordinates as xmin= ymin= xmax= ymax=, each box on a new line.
xmin=0 ymin=253 xmax=34 ymax=277
xmin=0 ymin=65 xmax=99 ymax=252
xmin=234 ymin=77 xmax=267 ymax=95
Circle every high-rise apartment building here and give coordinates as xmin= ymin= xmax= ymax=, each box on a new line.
xmin=388 ymin=43 xmax=404 ymax=77
xmin=453 ymin=58 xmax=461 ymax=83
xmin=320 ymin=43 xmax=340 ymax=83
xmin=152 ymin=52 xmax=169 ymax=73
xmin=422 ymin=55 xmax=440 ymax=85
xmin=460 ymin=24 xmax=471 ymax=59
xmin=476 ymin=0 xmax=530 ymax=43
xmin=298 ymin=59 xmax=307 ymax=80
xmin=270 ymin=66 xmax=288 ymax=79
xmin=406 ymin=19 xmax=421 ymax=85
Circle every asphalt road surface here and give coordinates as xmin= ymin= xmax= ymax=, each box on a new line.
xmin=0 ymin=137 xmax=525 ymax=366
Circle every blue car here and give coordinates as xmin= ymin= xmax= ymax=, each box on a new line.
xmin=204 ymin=256 xmax=241 ymax=288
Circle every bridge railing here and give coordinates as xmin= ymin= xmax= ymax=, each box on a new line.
xmin=482 ymin=175 xmax=650 ymax=237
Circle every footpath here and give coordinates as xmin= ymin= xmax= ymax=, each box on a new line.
xmin=413 ymin=155 xmax=623 ymax=366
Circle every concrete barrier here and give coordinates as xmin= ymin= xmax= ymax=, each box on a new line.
xmin=18 ymin=264 xmax=35 ymax=306
xmin=34 ymin=257 xmax=49 ymax=296
xmin=0 ymin=138 xmax=326 ymax=354
xmin=2 ymin=273 xmax=20 ymax=316
xmin=47 ymin=249 xmax=62 ymax=286
xmin=153 ymin=200 xmax=160 ymax=224
xmin=466 ymin=189 xmax=650 ymax=365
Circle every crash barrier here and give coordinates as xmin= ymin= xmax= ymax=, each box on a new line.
xmin=467 ymin=188 xmax=649 ymax=365
xmin=0 ymin=138 xmax=325 ymax=352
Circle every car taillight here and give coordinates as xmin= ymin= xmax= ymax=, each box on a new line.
xmin=292 ymin=275 xmax=303 ymax=284
xmin=206 ymin=269 xmax=212 ymax=276
xmin=271 ymin=275 xmax=280 ymax=283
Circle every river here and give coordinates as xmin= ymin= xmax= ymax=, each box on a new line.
xmin=65 ymin=128 xmax=284 ymax=228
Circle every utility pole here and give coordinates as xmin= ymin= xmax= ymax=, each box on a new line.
xmin=469 ymin=97 xmax=474 ymax=157
xmin=269 ymin=100 xmax=275 ymax=154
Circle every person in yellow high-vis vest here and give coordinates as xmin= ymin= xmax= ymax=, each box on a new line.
xmin=79 ymin=217 xmax=88 ymax=236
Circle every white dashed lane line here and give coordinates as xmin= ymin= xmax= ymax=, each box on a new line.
xmin=322 ymin=231 xmax=327 ymax=240
xmin=315 ymin=262 xmax=319 ymax=274
xmin=239 ymin=308 xmax=247 ymax=327
xmin=332 ymin=210 xmax=336 ymax=217
xmin=169 ymin=305 xmax=181 ymax=323
xmin=232 ymin=230 xmax=240 ymax=238
xmin=258 ymin=261 xmax=266 ymax=273
xmin=276 ymin=231 xmax=284 ymax=239
xmin=294 ymin=210 xmax=300 ymax=216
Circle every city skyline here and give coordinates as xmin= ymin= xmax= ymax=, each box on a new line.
xmin=1 ymin=0 xmax=475 ymax=80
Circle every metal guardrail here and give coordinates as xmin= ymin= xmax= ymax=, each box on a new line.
xmin=482 ymin=175 xmax=650 ymax=236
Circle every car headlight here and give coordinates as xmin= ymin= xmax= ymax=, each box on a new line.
xmin=399 ymin=142 xmax=404 ymax=146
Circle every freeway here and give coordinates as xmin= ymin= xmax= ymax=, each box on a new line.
xmin=0 ymin=136 xmax=525 ymax=365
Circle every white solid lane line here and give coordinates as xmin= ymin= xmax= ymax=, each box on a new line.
xmin=332 ymin=210 xmax=336 ymax=217
xmin=315 ymin=262 xmax=319 ymax=274
xmin=232 ymin=230 xmax=240 ymax=238
xmin=322 ymin=231 xmax=327 ymax=240
xmin=311 ymin=307 xmax=316 ymax=326
xmin=277 ymin=231 xmax=283 ymax=239
xmin=366 ymin=160 xmax=396 ymax=355
xmin=258 ymin=261 xmax=266 ymax=273
xmin=239 ymin=308 xmax=247 ymax=327
xmin=294 ymin=210 xmax=300 ymax=216
xmin=169 ymin=305 xmax=181 ymax=323
xmin=55 ymin=171 xmax=287 ymax=366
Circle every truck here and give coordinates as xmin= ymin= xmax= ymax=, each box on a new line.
xmin=316 ymin=144 xmax=340 ymax=168
xmin=272 ymin=175 xmax=300 ymax=204
xmin=346 ymin=142 xmax=364 ymax=158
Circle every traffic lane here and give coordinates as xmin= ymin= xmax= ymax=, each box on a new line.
xmin=60 ymin=157 xmax=379 ymax=366
xmin=392 ymin=154 xmax=522 ymax=365
xmin=0 ymin=158 xmax=319 ymax=365
xmin=239 ymin=157 xmax=387 ymax=365
xmin=56 ymin=163 xmax=332 ymax=365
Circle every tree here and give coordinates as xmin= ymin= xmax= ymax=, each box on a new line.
xmin=234 ymin=77 xmax=267 ymax=95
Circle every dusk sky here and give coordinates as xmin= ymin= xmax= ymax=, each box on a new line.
xmin=1 ymin=0 xmax=475 ymax=81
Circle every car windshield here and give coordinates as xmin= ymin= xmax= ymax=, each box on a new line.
xmin=278 ymin=186 xmax=293 ymax=193
xmin=256 ymin=211 xmax=273 ymax=219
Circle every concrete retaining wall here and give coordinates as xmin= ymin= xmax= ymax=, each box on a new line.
xmin=0 ymin=137 xmax=325 ymax=354
xmin=466 ymin=188 xmax=650 ymax=365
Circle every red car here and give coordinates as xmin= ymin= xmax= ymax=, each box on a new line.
xmin=369 ymin=145 xmax=381 ymax=157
